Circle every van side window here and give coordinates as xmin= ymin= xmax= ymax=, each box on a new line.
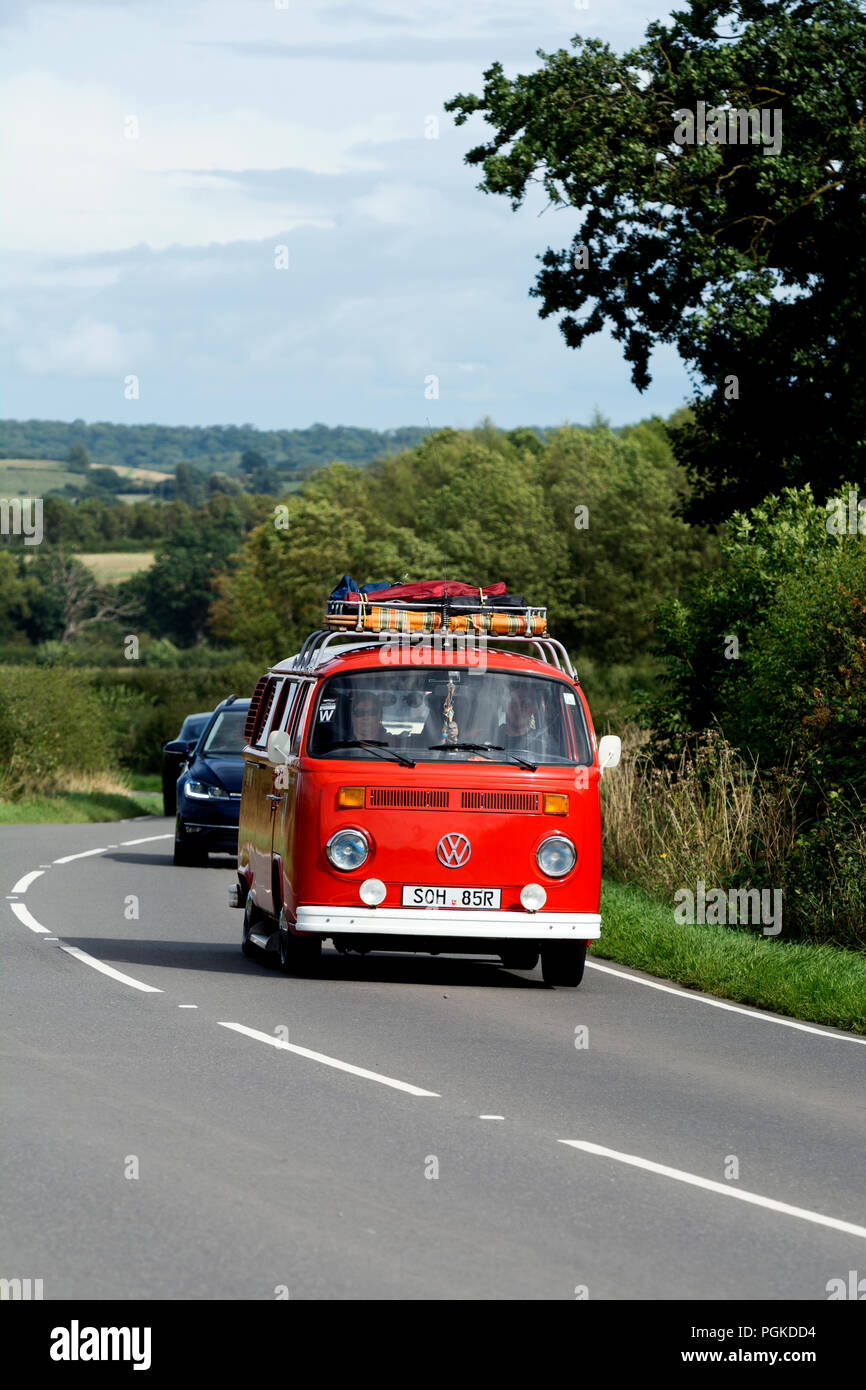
xmin=251 ymin=677 xmax=279 ymax=749
xmin=267 ymin=677 xmax=298 ymax=741
xmin=244 ymin=675 xmax=272 ymax=745
xmin=289 ymin=686 xmax=310 ymax=756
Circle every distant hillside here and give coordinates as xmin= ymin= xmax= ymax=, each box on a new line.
xmin=0 ymin=419 xmax=434 ymax=476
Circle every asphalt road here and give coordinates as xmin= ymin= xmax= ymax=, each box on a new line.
xmin=2 ymin=818 xmax=864 ymax=1301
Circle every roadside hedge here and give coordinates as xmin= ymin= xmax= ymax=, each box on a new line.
xmin=0 ymin=662 xmax=263 ymax=793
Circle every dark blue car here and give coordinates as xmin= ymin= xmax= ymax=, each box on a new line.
xmin=173 ymin=695 xmax=250 ymax=866
xmin=162 ymin=710 xmax=212 ymax=815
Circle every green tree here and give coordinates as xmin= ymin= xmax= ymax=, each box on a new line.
xmin=539 ymin=423 xmax=712 ymax=661
xmin=649 ymin=483 xmax=866 ymax=775
xmin=174 ymin=462 xmax=206 ymax=506
xmin=445 ymin=0 xmax=866 ymax=521
xmin=210 ymin=462 xmax=441 ymax=663
xmin=127 ymin=504 xmax=245 ymax=645
xmin=66 ymin=443 xmax=90 ymax=473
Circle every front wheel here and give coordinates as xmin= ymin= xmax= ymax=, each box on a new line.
xmin=278 ymin=909 xmax=321 ymax=975
xmin=500 ymin=946 xmax=540 ymax=971
xmin=173 ymin=836 xmax=207 ymax=866
xmin=540 ymin=941 xmax=587 ymax=987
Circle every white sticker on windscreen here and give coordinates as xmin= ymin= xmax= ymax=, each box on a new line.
xmin=319 ymin=699 xmax=337 ymax=723
xmin=563 ymin=692 xmax=576 ymax=705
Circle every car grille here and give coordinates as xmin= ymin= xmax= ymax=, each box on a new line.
xmin=367 ymin=788 xmax=539 ymax=812
xmin=368 ymin=788 xmax=449 ymax=809
xmin=460 ymin=791 xmax=539 ymax=812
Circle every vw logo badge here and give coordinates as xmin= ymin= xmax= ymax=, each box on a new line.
xmin=436 ymin=833 xmax=471 ymax=868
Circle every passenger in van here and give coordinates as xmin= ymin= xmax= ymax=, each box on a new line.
xmin=501 ymin=685 xmax=546 ymax=753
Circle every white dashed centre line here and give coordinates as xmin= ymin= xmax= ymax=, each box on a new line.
xmin=119 ymin=834 xmax=173 ymax=847
xmin=58 ymin=945 xmax=163 ymax=994
xmin=218 ymin=1021 xmax=440 ymax=1097
xmin=53 ymin=847 xmax=109 ymax=864
xmin=560 ymin=1139 xmax=866 ymax=1239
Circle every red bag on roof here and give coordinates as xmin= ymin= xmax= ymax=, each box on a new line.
xmin=343 ymin=579 xmax=507 ymax=604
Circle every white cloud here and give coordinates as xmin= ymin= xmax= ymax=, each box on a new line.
xmin=352 ymin=181 xmax=448 ymax=227
xmin=16 ymin=316 xmax=153 ymax=377
xmin=0 ymin=70 xmax=401 ymax=253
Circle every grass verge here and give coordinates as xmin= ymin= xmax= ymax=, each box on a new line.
xmin=0 ymin=790 xmax=160 ymax=824
xmin=596 ymin=879 xmax=866 ymax=1035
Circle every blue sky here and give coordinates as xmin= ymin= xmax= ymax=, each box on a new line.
xmin=0 ymin=0 xmax=692 ymax=432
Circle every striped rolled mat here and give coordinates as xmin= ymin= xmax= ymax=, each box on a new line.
xmin=326 ymin=607 xmax=546 ymax=635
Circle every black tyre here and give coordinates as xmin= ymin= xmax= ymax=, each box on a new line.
xmin=173 ymin=836 xmax=207 ymax=866
xmin=540 ymin=941 xmax=587 ymax=987
xmin=500 ymin=946 xmax=540 ymax=971
xmin=278 ymin=909 xmax=321 ymax=975
xmin=241 ymin=895 xmax=263 ymax=958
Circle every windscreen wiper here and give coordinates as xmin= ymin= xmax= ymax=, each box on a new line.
xmin=328 ymin=739 xmax=415 ymax=767
xmin=427 ymin=742 xmax=495 ymax=758
xmin=427 ymin=741 xmax=536 ymax=770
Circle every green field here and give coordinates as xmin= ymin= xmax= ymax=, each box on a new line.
xmin=76 ymin=552 xmax=155 ymax=582
xmin=0 ymin=457 xmax=160 ymax=498
xmin=0 ymin=458 xmax=81 ymax=494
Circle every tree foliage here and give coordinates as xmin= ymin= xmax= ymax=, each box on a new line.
xmin=649 ymin=483 xmax=866 ymax=791
xmin=445 ymin=0 xmax=866 ymax=520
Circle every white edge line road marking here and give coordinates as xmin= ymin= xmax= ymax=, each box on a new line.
xmin=178 ymin=1004 xmax=198 ymax=1009
xmin=560 ymin=1140 xmax=866 ymax=1240
xmin=119 ymin=834 xmax=173 ymax=846
xmin=53 ymin=847 xmax=108 ymax=864
xmin=10 ymin=902 xmax=51 ymax=934
xmin=218 ymin=1021 xmax=440 ymax=1097
xmin=586 ymin=959 xmax=866 ymax=1046
xmin=12 ymin=870 xmax=44 ymax=894
xmin=480 ymin=1115 xmax=505 ymax=1120
xmin=59 ymin=945 xmax=163 ymax=994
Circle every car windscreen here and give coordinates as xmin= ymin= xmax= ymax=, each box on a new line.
xmin=201 ymin=708 xmax=248 ymax=756
xmin=180 ymin=713 xmax=210 ymax=743
xmin=307 ymin=669 xmax=590 ymax=765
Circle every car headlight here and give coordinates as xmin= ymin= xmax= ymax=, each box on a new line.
xmin=325 ymin=829 xmax=370 ymax=871
xmin=536 ymin=835 xmax=576 ymax=877
xmin=186 ymin=779 xmax=230 ymax=800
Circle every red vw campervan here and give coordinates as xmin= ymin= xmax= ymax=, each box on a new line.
xmin=231 ymin=596 xmax=620 ymax=986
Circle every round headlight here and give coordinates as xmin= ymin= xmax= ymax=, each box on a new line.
xmin=325 ymin=829 xmax=369 ymax=871
xmin=536 ymin=836 xmax=576 ymax=878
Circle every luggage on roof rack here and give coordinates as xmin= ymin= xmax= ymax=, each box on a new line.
xmin=325 ymin=576 xmax=546 ymax=636
xmin=325 ymin=603 xmax=547 ymax=635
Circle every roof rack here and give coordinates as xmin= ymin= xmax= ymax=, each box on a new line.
xmin=293 ymin=627 xmax=576 ymax=681
xmin=325 ymin=595 xmax=548 ymax=634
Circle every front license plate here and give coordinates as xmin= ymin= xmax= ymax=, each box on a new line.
xmin=402 ymin=885 xmax=501 ymax=909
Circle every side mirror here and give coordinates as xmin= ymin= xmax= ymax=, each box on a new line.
xmin=267 ymin=730 xmax=292 ymax=765
xmin=597 ymin=734 xmax=622 ymax=774
xmin=164 ymin=739 xmax=194 ymax=756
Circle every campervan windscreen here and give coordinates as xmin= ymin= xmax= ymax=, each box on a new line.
xmin=307 ymin=669 xmax=591 ymax=765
